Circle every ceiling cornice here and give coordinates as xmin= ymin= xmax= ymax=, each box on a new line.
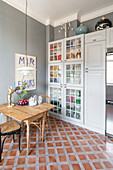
xmin=80 ymin=4 xmax=113 ymax=22
xmin=2 ymin=0 xmax=113 ymax=27
xmin=2 ymin=0 xmax=47 ymax=25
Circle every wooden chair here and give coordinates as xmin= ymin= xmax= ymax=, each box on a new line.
xmin=40 ymin=95 xmax=50 ymax=131
xmin=23 ymin=98 xmax=42 ymax=141
xmin=0 ymin=121 xmax=21 ymax=162
xmin=31 ymin=95 xmax=50 ymax=142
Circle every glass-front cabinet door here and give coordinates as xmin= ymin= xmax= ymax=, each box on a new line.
xmin=48 ymin=63 xmax=63 ymax=85
xmin=48 ymin=86 xmax=63 ymax=116
xmin=48 ymin=40 xmax=63 ymax=63
xmin=64 ymin=62 xmax=83 ymax=87
xmin=64 ymin=34 xmax=84 ymax=61
xmin=64 ymin=87 xmax=83 ymax=123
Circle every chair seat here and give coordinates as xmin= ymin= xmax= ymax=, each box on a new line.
xmin=0 ymin=121 xmax=20 ymax=134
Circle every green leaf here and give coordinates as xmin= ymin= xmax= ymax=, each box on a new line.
xmin=22 ymin=82 xmax=27 ymax=86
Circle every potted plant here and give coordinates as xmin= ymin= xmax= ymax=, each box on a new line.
xmin=15 ymin=82 xmax=28 ymax=105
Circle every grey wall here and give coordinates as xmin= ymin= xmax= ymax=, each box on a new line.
xmin=82 ymin=12 xmax=113 ymax=33
xmin=0 ymin=1 xmax=46 ymax=106
xmin=46 ymin=25 xmax=54 ymax=95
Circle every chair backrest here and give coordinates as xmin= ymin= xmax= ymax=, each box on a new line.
xmin=40 ymin=95 xmax=50 ymax=104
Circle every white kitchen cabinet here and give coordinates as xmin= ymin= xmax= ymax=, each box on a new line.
xmin=64 ymin=62 xmax=83 ymax=87
xmin=48 ymin=63 xmax=63 ymax=85
xmin=48 ymin=40 xmax=63 ymax=63
xmin=64 ymin=87 xmax=83 ymax=123
xmin=106 ymin=27 xmax=113 ymax=48
xmin=48 ymin=35 xmax=84 ymax=122
xmin=85 ymin=30 xmax=105 ymax=44
xmin=85 ymin=41 xmax=105 ymax=71
xmin=85 ymin=71 xmax=105 ymax=131
xmin=48 ymin=85 xmax=64 ymax=116
xmin=64 ymin=34 xmax=84 ymax=61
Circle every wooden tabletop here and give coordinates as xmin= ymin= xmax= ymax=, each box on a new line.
xmin=0 ymin=103 xmax=56 ymax=122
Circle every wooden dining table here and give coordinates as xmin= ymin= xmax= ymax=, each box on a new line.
xmin=0 ymin=102 xmax=56 ymax=155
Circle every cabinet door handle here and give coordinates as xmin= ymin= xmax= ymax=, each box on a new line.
xmin=85 ymin=71 xmax=88 ymax=73
xmin=85 ymin=68 xmax=88 ymax=70
xmin=93 ymin=39 xmax=96 ymax=42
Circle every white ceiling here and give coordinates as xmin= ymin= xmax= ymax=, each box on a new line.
xmin=2 ymin=0 xmax=113 ymax=26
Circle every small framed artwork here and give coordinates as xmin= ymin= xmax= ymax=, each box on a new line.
xmin=15 ymin=53 xmax=37 ymax=91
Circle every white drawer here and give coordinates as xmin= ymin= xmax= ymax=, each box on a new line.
xmin=85 ymin=30 xmax=105 ymax=44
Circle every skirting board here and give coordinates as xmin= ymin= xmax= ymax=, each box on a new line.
xmin=50 ymin=113 xmax=105 ymax=135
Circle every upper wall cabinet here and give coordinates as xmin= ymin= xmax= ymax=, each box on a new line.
xmin=85 ymin=41 xmax=105 ymax=71
xmin=64 ymin=34 xmax=84 ymax=61
xmin=48 ymin=40 xmax=63 ymax=63
xmin=106 ymin=27 xmax=113 ymax=48
xmin=85 ymin=30 xmax=105 ymax=44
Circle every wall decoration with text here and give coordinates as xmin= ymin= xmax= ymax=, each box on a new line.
xmin=15 ymin=53 xmax=37 ymax=91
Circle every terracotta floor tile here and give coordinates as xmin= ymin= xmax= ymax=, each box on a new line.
xmin=69 ymin=136 xmax=76 ymax=140
xmin=75 ymin=147 xmax=83 ymax=153
xmin=92 ymin=146 xmax=100 ymax=152
xmin=97 ymin=153 xmax=106 ymax=159
xmin=16 ymin=168 xmax=24 ymax=170
xmin=103 ymin=161 xmax=113 ymax=169
xmin=28 ymin=157 xmax=36 ymax=164
xmin=27 ymin=167 xmax=35 ymax=170
xmin=54 ymin=137 xmax=60 ymax=141
xmin=59 ymin=155 xmax=66 ymax=162
xmin=19 ymin=150 xmax=26 ymax=156
xmin=72 ymin=164 xmax=81 ymax=170
xmin=6 ymin=159 xmax=15 ymax=165
xmin=61 ymin=164 xmax=70 ymax=170
xmin=83 ymin=146 xmax=91 ymax=152
xmin=9 ymin=151 xmax=17 ymax=156
xmin=78 ymin=154 xmax=87 ymax=160
xmin=57 ymin=148 xmax=64 ymax=154
xmin=62 ymin=137 xmax=68 ymax=140
xmin=68 ymin=155 xmax=77 ymax=161
xmin=88 ymin=154 xmax=97 ymax=160
xmin=50 ymin=165 xmax=58 ymax=170
xmin=67 ymin=132 xmax=73 ymax=135
xmin=82 ymin=163 xmax=92 ymax=170
xmin=47 ymin=143 xmax=53 ymax=147
xmin=72 ymin=141 xmax=79 ymax=146
xmin=39 ymin=166 xmax=47 ymax=170
xmin=87 ymin=140 xmax=95 ymax=145
xmin=66 ymin=148 xmax=73 ymax=153
xmin=55 ymin=142 xmax=62 ymax=147
xmin=49 ymin=156 xmax=56 ymax=162
xmin=39 ymin=157 xmax=46 ymax=163
xmin=39 ymin=143 xmax=45 ymax=148
xmin=29 ymin=150 xmax=36 ymax=155
xmin=79 ymin=141 xmax=87 ymax=145
xmin=48 ymin=149 xmax=55 ymax=154
xmin=17 ymin=158 xmax=25 ymax=164
xmin=64 ymin=142 xmax=70 ymax=146
xmin=39 ymin=149 xmax=45 ymax=154
xmin=93 ymin=162 xmax=104 ymax=169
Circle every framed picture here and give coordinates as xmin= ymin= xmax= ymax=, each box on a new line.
xmin=15 ymin=53 xmax=37 ymax=91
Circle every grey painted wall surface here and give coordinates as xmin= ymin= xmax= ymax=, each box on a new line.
xmin=54 ymin=20 xmax=80 ymax=41
xmin=82 ymin=12 xmax=113 ymax=33
xmin=0 ymin=2 xmax=46 ymax=110
xmin=46 ymin=25 xmax=54 ymax=95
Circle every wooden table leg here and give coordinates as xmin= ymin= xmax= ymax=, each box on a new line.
xmin=42 ymin=112 xmax=46 ymax=142
xmin=26 ymin=120 xmax=30 ymax=155
xmin=6 ymin=116 xmax=8 ymax=122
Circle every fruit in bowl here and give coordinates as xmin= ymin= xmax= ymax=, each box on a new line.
xmin=18 ymin=99 xmax=28 ymax=106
